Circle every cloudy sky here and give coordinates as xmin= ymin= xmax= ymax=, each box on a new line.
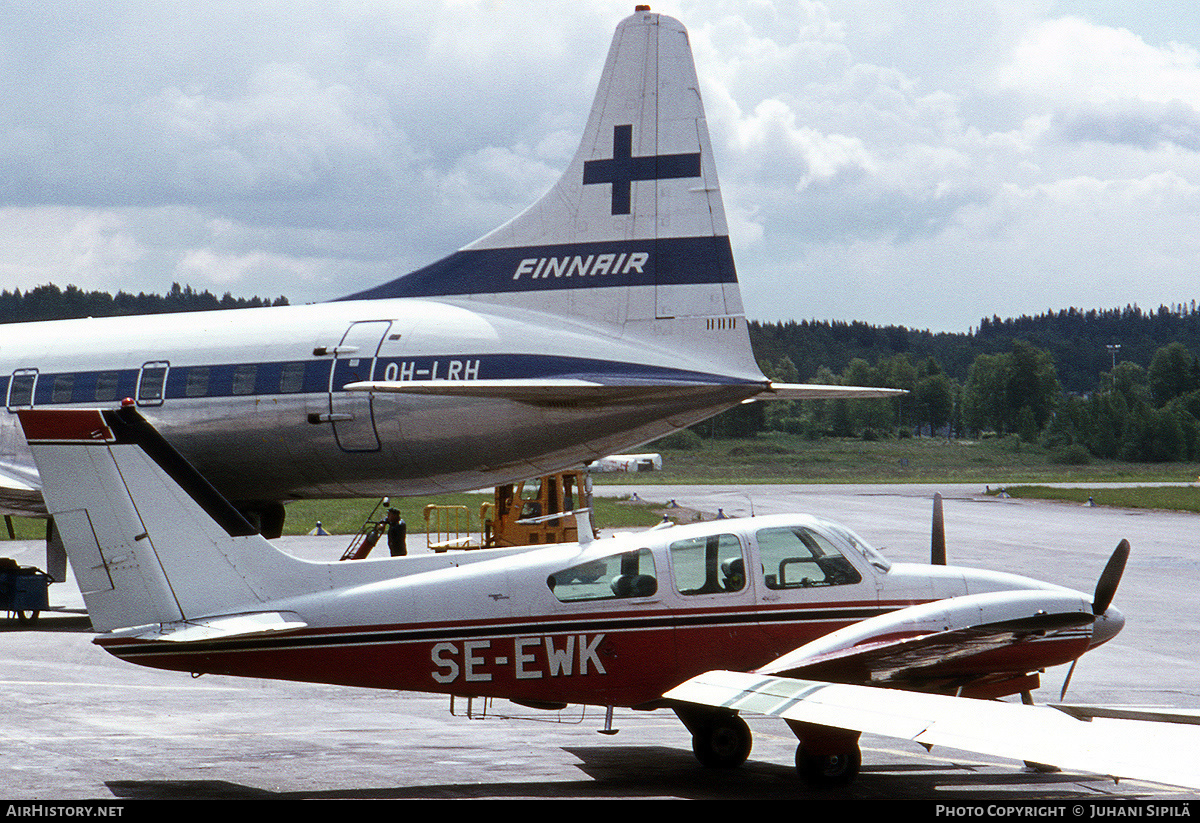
xmin=2 ymin=1 xmax=1200 ymax=333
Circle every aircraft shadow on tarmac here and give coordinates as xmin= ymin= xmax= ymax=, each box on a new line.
xmin=104 ymin=746 xmax=1155 ymax=800
xmin=0 ymin=612 xmax=91 ymax=632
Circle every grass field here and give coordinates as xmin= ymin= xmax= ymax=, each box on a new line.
xmin=994 ymin=484 xmax=1200 ymax=514
xmin=603 ymin=432 xmax=1200 ymax=486
xmin=0 ymin=489 xmax=678 ymax=542
xmin=4 ymin=433 xmax=1199 ymax=542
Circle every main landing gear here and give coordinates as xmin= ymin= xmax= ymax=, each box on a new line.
xmin=788 ymin=721 xmax=862 ymax=787
xmin=673 ymin=707 xmax=752 ymax=768
xmin=673 ymin=708 xmax=863 ymax=786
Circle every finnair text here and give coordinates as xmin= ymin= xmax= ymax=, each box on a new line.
xmin=513 ymin=253 xmax=648 ymax=280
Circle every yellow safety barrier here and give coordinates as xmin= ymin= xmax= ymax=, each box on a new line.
xmin=423 ymin=504 xmax=475 ymax=552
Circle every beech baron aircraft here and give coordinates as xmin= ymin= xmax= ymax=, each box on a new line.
xmin=25 ymin=404 xmax=1200 ymax=790
xmin=0 ymin=8 xmax=898 ymax=539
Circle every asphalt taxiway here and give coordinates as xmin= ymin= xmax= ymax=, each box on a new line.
xmin=1 ymin=483 xmax=1198 ymax=800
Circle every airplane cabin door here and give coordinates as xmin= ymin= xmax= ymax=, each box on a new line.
xmin=328 ymin=320 xmax=391 ymax=452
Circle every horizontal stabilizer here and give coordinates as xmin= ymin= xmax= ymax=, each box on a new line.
xmin=666 ymin=670 xmax=1200 ymax=790
xmin=755 ymin=383 xmax=906 ymax=401
xmin=343 ymin=379 xmax=763 ymax=406
xmin=344 ymin=379 xmax=903 ymax=405
xmin=109 ymin=611 xmax=308 ymax=643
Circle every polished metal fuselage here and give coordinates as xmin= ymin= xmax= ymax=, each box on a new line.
xmin=0 ymin=296 xmax=761 ymax=513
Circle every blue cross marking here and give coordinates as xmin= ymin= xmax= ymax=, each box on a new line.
xmin=583 ymin=124 xmax=702 ymax=215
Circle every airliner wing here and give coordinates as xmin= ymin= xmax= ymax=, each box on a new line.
xmin=666 ymin=670 xmax=1200 ymax=790
xmin=0 ymin=459 xmax=44 ymax=515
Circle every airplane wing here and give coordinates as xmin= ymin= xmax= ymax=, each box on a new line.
xmin=665 ymin=670 xmax=1200 ymax=790
xmin=0 ymin=458 xmax=45 ymax=516
xmin=344 ymin=379 xmax=904 ymax=404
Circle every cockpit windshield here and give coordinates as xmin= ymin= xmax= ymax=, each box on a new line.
xmin=823 ymin=522 xmax=891 ymax=572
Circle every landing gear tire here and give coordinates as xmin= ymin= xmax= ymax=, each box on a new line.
xmin=795 ymin=742 xmax=861 ymax=787
xmin=15 ymin=610 xmax=38 ymax=624
xmin=691 ymin=714 xmax=752 ymax=768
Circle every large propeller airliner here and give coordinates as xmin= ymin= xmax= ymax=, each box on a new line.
xmin=0 ymin=6 xmax=897 ymax=538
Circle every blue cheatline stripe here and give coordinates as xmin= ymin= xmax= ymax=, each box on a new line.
xmin=5 ymin=353 xmax=761 ymax=409
xmin=335 ymin=235 xmax=738 ymax=302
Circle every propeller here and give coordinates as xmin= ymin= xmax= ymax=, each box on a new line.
xmin=1060 ymin=538 xmax=1131 ymax=700
xmin=931 ymin=492 xmax=946 ymax=565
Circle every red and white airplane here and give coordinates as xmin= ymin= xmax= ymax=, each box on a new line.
xmin=23 ymin=404 xmax=1200 ymax=790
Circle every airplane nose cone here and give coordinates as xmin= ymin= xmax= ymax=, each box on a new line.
xmin=1090 ymin=604 xmax=1125 ymax=648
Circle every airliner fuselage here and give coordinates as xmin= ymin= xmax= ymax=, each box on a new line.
xmin=1 ymin=295 xmax=760 ymax=521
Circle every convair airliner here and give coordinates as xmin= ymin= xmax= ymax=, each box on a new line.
xmin=0 ymin=8 xmax=896 ymax=536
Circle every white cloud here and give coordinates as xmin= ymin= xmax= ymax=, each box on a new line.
xmin=2 ymin=2 xmax=1200 ymax=330
xmin=998 ymin=16 xmax=1200 ymax=107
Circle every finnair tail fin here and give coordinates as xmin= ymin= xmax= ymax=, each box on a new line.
xmin=340 ymin=10 xmax=760 ymax=378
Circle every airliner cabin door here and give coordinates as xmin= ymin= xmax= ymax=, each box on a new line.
xmin=328 ymin=320 xmax=391 ymax=452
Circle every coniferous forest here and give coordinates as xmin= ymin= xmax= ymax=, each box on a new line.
xmin=711 ymin=305 xmax=1200 ymax=463
xmin=0 ymin=283 xmax=287 ymax=323
xmin=5 ymin=284 xmax=1200 ymax=462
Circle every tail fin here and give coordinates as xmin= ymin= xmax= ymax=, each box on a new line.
xmin=19 ymin=407 xmax=278 ymax=632
xmin=339 ymin=11 xmax=759 ymax=375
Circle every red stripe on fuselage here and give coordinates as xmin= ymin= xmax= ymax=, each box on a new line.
xmin=92 ymin=598 xmax=1091 ymax=707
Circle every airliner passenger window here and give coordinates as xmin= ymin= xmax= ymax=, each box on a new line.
xmin=279 ymin=362 xmax=305 ymax=393
xmin=232 ymin=365 xmax=257 ymax=395
xmin=669 ymin=533 xmax=745 ymax=595
xmin=185 ymin=368 xmax=210 ymax=397
xmin=547 ymin=548 xmax=656 ymax=602
xmin=51 ymin=375 xmax=74 ymax=404
xmin=756 ymin=526 xmax=862 ymax=589
xmin=94 ymin=372 xmax=118 ymax=402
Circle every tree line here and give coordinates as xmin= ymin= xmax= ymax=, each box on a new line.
xmin=710 ymin=305 xmax=1200 ymax=463
xmin=0 ymin=283 xmax=288 ymax=323
xmin=7 ymin=283 xmax=1200 ymax=462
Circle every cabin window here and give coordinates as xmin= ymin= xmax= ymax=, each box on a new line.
xmin=669 ymin=533 xmax=745 ymax=595
xmin=94 ymin=372 xmax=119 ymax=402
xmin=51 ymin=374 xmax=75 ymax=404
xmin=279 ymin=362 xmax=305 ymax=393
xmin=6 ymin=370 xmax=36 ymax=409
xmin=185 ymin=367 xmax=211 ymax=397
xmin=755 ymin=526 xmax=862 ymax=589
xmin=137 ymin=362 xmax=169 ymax=406
xmin=547 ymin=548 xmax=656 ymax=602
xmin=232 ymin=364 xmax=257 ymax=395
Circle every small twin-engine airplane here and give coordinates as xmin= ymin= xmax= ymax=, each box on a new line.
xmin=22 ymin=404 xmax=1200 ymax=790
xmin=0 ymin=8 xmax=898 ymax=536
